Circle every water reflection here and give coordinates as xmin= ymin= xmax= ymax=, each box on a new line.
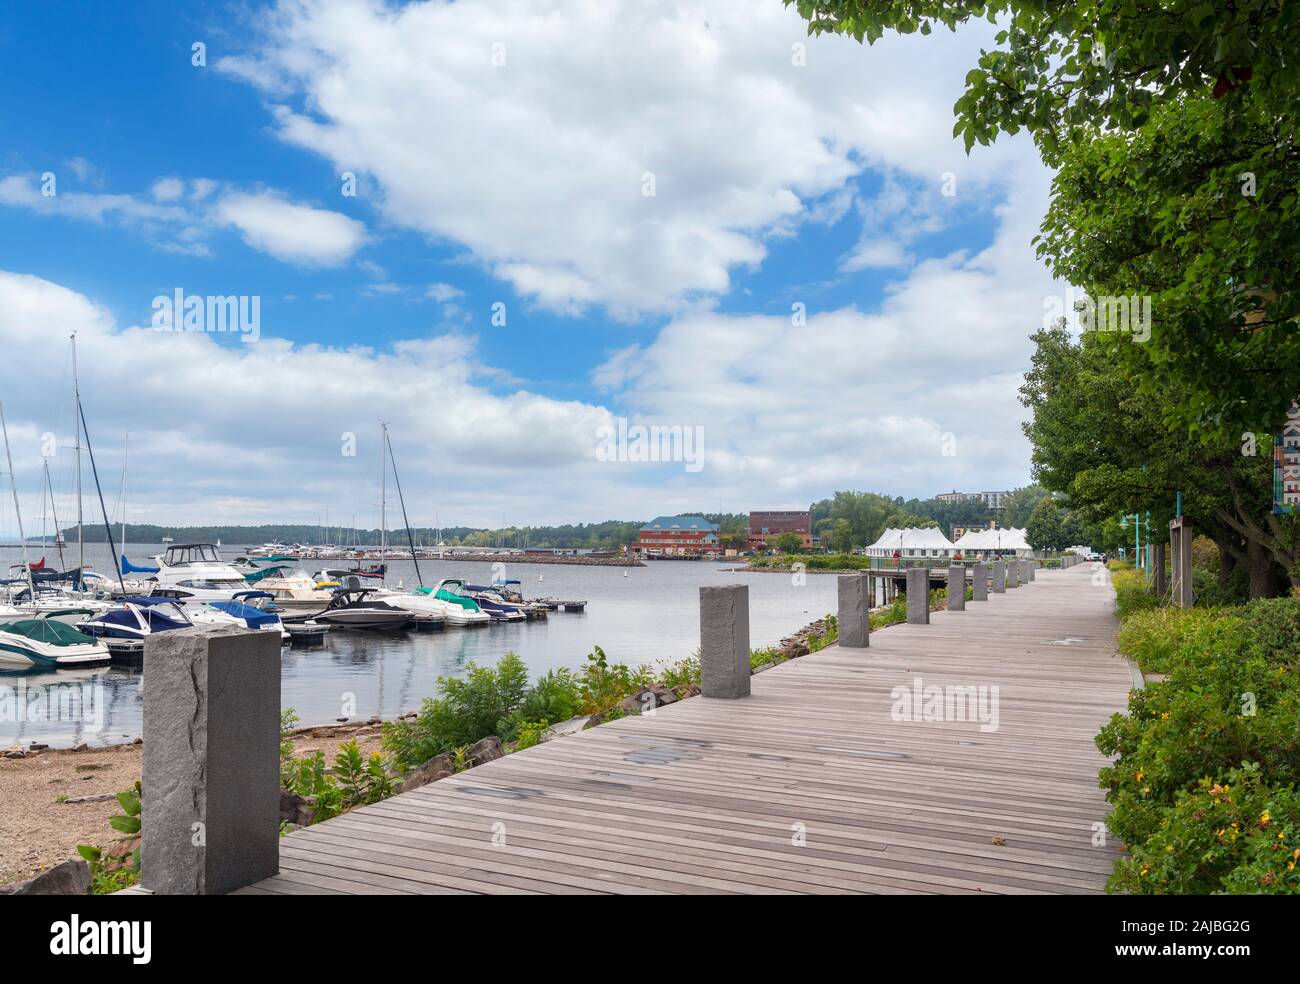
xmin=0 ymin=554 xmax=837 ymax=748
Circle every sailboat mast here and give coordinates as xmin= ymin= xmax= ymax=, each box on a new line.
xmin=0 ymin=403 xmax=37 ymax=599
xmin=384 ymin=427 xmax=423 ymax=588
xmin=119 ymin=432 xmax=129 ymax=575
xmin=72 ymin=332 xmax=84 ymax=578
xmin=378 ymin=422 xmax=387 ymax=568
xmin=45 ymin=462 xmax=65 ymax=569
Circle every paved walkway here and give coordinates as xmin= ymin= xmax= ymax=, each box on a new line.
xmin=240 ymin=565 xmax=1131 ymax=895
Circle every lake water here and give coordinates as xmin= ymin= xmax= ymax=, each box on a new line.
xmin=0 ymin=545 xmax=838 ymax=748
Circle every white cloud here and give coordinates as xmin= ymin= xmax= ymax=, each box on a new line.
xmin=215 ymin=192 xmax=369 ymax=266
xmin=427 ymin=282 xmax=464 ymax=303
xmin=0 ymin=269 xmax=617 ymax=526
xmin=151 ymin=177 xmax=185 ymax=201
xmin=222 ymin=0 xmax=1033 ymax=316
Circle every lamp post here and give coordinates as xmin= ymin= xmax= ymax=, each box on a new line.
xmin=1120 ymin=513 xmax=1143 ymax=576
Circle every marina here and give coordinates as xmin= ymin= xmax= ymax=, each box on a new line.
xmin=0 ymin=547 xmax=839 ymax=748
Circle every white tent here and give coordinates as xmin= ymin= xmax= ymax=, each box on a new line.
xmin=951 ymin=527 xmax=1033 ymax=557
xmin=865 ymin=526 xmax=956 ymax=558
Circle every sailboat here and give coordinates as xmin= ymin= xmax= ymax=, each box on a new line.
xmin=0 ymin=401 xmax=110 ymax=667
xmin=372 ymin=424 xmax=489 ymax=627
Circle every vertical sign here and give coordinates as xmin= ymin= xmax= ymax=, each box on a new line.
xmin=1274 ymin=401 xmax=1300 ymax=514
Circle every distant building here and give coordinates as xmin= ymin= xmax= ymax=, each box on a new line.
xmin=635 ymin=516 xmax=721 ymax=557
xmin=747 ymin=510 xmax=814 ymax=550
xmin=935 ymin=490 xmax=1010 ymax=510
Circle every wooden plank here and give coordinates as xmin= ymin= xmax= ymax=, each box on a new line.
xmin=244 ymin=566 xmax=1128 ymax=895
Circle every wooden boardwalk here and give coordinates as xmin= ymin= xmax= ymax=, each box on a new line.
xmin=240 ymin=565 xmax=1132 ymax=895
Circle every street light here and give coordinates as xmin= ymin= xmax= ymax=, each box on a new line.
xmin=1120 ymin=513 xmax=1144 ymax=577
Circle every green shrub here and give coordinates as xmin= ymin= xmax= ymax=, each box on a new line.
xmin=870 ymin=595 xmax=908 ymax=629
xmin=1109 ymin=763 xmax=1300 ymax=895
xmin=1116 ymin=607 xmax=1234 ymax=674
xmin=1193 ymin=565 xmax=1249 ymax=607
xmin=1111 ymin=565 xmax=1160 ymax=619
xmin=77 ymin=781 xmax=143 ymax=894
xmin=514 ymin=720 xmax=548 ymax=751
xmin=499 ymin=668 xmax=583 ymax=742
xmin=1097 ymin=615 xmax=1300 ymax=857
xmin=577 ymin=644 xmax=654 ymax=715
xmin=383 ymin=654 xmax=531 ymax=767
xmin=333 ymin=740 xmax=400 ymax=808
xmin=658 ymin=656 xmax=701 ymax=689
xmin=1240 ymin=596 xmax=1300 ymax=665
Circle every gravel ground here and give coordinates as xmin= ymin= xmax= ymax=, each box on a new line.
xmin=0 ymin=724 xmax=386 ymax=888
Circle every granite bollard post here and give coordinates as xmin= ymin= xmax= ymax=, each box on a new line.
xmin=837 ymin=574 xmax=870 ymax=648
xmin=992 ymin=560 xmax=1007 ymax=593
xmin=971 ymin=563 xmax=989 ymax=601
xmin=1027 ymin=560 xmax=1036 ymax=582
xmin=1008 ymin=561 xmax=1021 ymax=588
xmin=700 ymin=585 xmax=750 ymax=698
xmin=906 ymin=568 xmax=930 ymax=624
xmin=142 ymin=626 xmax=281 ymax=895
xmin=946 ymin=566 xmax=965 ymax=611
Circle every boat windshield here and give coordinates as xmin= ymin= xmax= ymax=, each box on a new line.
xmin=164 ymin=544 xmax=222 ymax=565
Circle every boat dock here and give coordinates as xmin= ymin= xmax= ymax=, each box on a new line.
xmin=239 ymin=564 xmax=1130 ymax=895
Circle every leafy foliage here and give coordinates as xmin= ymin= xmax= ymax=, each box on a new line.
xmin=1097 ymin=594 xmax=1300 ymax=892
xmin=77 ymin=780 xmax=142 ymax=894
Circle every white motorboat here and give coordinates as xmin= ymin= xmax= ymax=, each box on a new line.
xmin=310 ymin=588 xmax=414 ymax=631
xmin=0 ymin=615 xmax=111 ymax=668
xmin=404 ymin=579 xmax=492 ymax=627
xmin=78 ymin=597 xmax=197 ymax=643
xmin=249 ymin=569 xmax=340 ymax=610
xmin=145 ymin=543 xmax=250 ymax=602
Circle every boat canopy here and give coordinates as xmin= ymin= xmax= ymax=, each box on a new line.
xmin=209 ymin=599 xmax=279 ymax=629
xmin=0 ymin=619 xmax=96 ymax=647
xmin=243 ymin=565 xmax=288 ymax=583
xmin=121 ymin=555 xmax=161 ymax=574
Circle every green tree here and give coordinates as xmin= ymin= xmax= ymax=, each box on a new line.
xmin=1000 ymin=485 xmax=1051 ymax=528
xmin=1020 ymin=324 xmax=1299 ymax=595
xmin=774 ymin=532 xmax=804 ymax=554
xmin=1025 ymin=498 xmax=1067 ymax=552
xmin=825 ymin=518 xmax=855 ymax=553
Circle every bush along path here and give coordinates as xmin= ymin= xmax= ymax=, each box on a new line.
xmin=1099 ymin=561 xmax=1300 ymax=894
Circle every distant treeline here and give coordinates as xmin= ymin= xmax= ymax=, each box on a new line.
xmin=40 ymin=490 xmax=1049 ymax=551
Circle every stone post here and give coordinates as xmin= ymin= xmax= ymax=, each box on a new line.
xmin=992 ymin=559 xmax=1007 ymax=593
xmin=906 ymin=568 xmax=929 ymax=624
xmin=971 ymin=563 xmax=989 ymax=601
xmin=142 ymin=626 xmax=281 ymax=895
xmin=700 ymin=585 xmax=751 ymax=698
xmin=946 ymin=566 xmax=965 ymax=611
xmin=1026 ymin=560 xmax=1036 ymax=582
xmin=1007 ymin=560 xmax=1020 ymax=588
xmin=837 ymin=574 xmax=870 ymax=648
xmin=1169 ymin=518 xmax=1193 ymax=608
xmin=1153 ymin=543 xmax=1167 ymax=596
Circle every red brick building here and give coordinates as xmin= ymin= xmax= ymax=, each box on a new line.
xmin=635 ymin=516 xmax=722 ymax=557
xmin=747 ymin=510 xmax=814 ymax=550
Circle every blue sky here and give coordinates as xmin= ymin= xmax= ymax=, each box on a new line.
xmin=0 ymin=0 xmax=1056 ymax=529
